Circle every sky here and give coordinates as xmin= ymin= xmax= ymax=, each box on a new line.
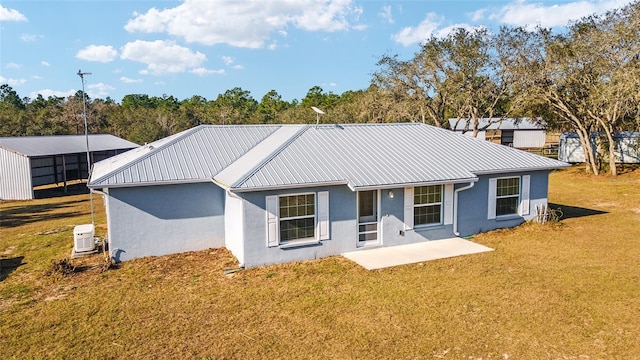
xmin=0 ymin=0 xmax=633 ymax=103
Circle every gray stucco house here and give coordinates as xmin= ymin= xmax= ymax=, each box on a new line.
xmin=88 ymin=123 xmax=568 ymax=267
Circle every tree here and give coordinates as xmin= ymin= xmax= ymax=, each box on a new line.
xmin=0 ymin=84 xmax=27 ymax=135
xmin=256 ymin=90 xmax=290 ymax=123
xmin=577 ymin=3 xmax=640 ymax=175
xmin=373 ymin=49 xmax=449 ymax=126
xmin=444 ymin=28 xmax=513 ymax=136
xmin=210 ymin=87 xmax=257 ymax=124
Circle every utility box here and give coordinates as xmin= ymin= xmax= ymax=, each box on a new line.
xmin=74 ymin=224 xmax=95 ymax=253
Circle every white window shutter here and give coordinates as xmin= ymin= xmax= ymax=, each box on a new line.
xmin=443 ymin=184 xmax=454 ymax=225
xmin=520 ymin=175 xmax=530 ymax=216
xmin=265 ymin=195 xmax=279 ymax=247
xmin=487 ymin=178 xmax=497 ymax=220
xmin=317 ymin=191 xmax=329 ymax=240
xmin=404 ymin=187 xmax=414 ymax=230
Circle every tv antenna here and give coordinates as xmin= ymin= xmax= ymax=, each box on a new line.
xmin=77 ymin=70 xmax=94 ymax=225
xmin=311 ymin=106 xmax=325 ymax=129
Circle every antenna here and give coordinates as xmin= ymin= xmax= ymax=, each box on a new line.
xmin=311 ymin=106 xmax=325 ymax=129
xmin=77 ymin=70 xmax=94 ymax=226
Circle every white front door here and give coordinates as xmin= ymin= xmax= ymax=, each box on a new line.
xmin=357 ymin=190 xmax=380 ymax=246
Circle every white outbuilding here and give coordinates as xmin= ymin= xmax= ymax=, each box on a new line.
xmin=449 ymin=118 xmax=552 ymax=149
xmin=0 ymin=134 xmax=138 ymax=200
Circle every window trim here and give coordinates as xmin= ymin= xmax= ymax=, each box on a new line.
xmin=487 ymin=175 xmax=530 ymax=220
xmin=404 ymin=184 xmax=453 ymax=230
xmin=265 ymin=191 xmax=329 ymax=248
xmin=278 ymin=192 xmax=316 ymax=245
xmin=495 ymin=177 xmax=520 ymax=217
xmin=413 ymin=184 xmax=443 ymax=227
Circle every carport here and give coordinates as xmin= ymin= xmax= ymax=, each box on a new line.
xmin=0 ymin=134 xmax=138 ymax=200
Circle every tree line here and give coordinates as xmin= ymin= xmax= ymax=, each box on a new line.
xmin=1 ymin=1 xmax=638 ymax=175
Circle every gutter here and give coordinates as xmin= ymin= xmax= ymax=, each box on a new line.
xmin=453 ymin=182 xmax=475 ymax=237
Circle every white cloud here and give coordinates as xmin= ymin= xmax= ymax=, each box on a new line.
xmin=30 ymin=89 xmax=76 ymax=99
xmin=379 ymin=5 xmax=394 ymax=24
xmin=120 ymin=76 xmax=143 ymax=83
xmin=467 ymin=9 xmax=486 ymax=22
xmin=434 ymin=24 xmax=482 ymax=38
xmin=124 ymin=0 xmax=363 ymax=48
xmin=6 ymin=62 xmax=22 ymax=69
xmin=88 ymin=82 xmax=115 ymax=98
xmin=32 ymin=75 xmax=42 ymax=80
xmin=41 ymin=61 xmax=50 ymax=67
xmin=392 ymin=13 xmax=443 ymax=46
xmin=20 ymin=34 xmax=43 ymax=42
xmin=120 ymin=40 xmax=206 ymax=75
xmin=76 ymin=45 xmax=118 ymax=63
xmin=221 ymin=56 xmax=235 ymax=66
xmin=191 ymin=67 xmax=225 ymax=76
xmin=0 ymin=5 xmax=27 ymax=21
xmin=12 ymin=78 xmax=26 ymax=85
xmin=489 ymin=0 xmax=632 ymax=29
xmin=220 ymin=56 xmax=244 ymax=70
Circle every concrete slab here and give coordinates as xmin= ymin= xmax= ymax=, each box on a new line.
xmin=342 ymin=238 xmax=493 ymax=270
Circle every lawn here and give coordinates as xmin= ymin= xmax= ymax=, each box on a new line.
xmin=1 ymin=167 xmax=639 ymax=359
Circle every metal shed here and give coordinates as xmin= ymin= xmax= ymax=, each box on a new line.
xmin=449 ymin=118 xmax=551 ymax=149
xmin=0 ymin=134 xmax=138 ymax=200
xmin=558 ymin=132 xmax=640 ymax=164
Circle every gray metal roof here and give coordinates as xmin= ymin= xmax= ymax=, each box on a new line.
xmin=230 ymin=123 xmax=567 ymax=191
xmin=90 ymin=123 xmax=568 ymax=191
xmin=449 ymin=118 xmax=546 ymax=131
xmin=0 ymin=134 xmax=138 ymax=157
xmin=89 ymin=125 xmax=279 ymax=187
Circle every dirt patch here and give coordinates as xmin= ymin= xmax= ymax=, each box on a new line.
xmin=1 ymin=246 xmax=17 ymax=256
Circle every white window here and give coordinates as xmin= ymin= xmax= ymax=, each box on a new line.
xmin=404 ymin=184 xmax=453 ymax=230
xmin=488 ymin=175 xmax=530 ymax=219
xmin=279 ymin=194 xmax=316 ymax=243
xmin=414 ymin=185 xmax=442 ymax=226
xmin=265 ymin=191 xmax=329 ymax=247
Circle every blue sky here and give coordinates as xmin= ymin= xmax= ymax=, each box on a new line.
xmin=0 ymin=0 xmax=631 ymax=103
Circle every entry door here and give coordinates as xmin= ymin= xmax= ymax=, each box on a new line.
xmin=357 ymin=190 xmax=379 ymax=246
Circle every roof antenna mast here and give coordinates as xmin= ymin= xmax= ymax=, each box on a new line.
xmin=311 ymin=106 xmax=325 ymax=129
xmin=77 ymin=69 xmax=94 ymax=225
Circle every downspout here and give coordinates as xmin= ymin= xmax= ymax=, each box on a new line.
xmin=89 ymin=188 xmax=110 ymax=257
xmin=453 ymin=182 xmax=475 ymax=237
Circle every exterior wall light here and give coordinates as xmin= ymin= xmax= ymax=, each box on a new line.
xmin=389 ymin=190 xmax=394 ymax=198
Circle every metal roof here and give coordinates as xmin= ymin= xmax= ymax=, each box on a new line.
xmin=230 ymin=123 xmax=567 ymax=191
xmin=0 ymin=134 xmax=138 ymax=157
xmin=449 ymin=118 xmax=546 ymax=131
xmin=89 ymin=125 xmax=279 ymax=187
xmin=90 ymin=123 xmax=568 ymax=191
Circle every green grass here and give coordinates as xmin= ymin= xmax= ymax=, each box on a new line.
xmin=1 ymin=167 xmax=639 ymax=359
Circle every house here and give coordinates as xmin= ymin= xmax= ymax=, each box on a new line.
xmin=558 ymin=132 xmax=640 ymax=164
xmin=88 ymin=123 xmax=568 ymax=268
xmin=449 ymin=118 xmax=557 ymax=150
xmin=0 ymin=134 xmax=138 ymax=200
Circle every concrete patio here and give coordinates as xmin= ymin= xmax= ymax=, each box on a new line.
xmin=342 ymin=237 xmax=494 ymax=270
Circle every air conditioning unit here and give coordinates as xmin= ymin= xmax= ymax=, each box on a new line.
xmin=74 ymin=224 xmax=95 ymax=253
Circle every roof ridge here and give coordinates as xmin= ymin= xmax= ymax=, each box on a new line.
xmin=214 ymin=125 xmax=310 ymax=189
xmin=89 ymin=126 xmax=203 ymax=186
